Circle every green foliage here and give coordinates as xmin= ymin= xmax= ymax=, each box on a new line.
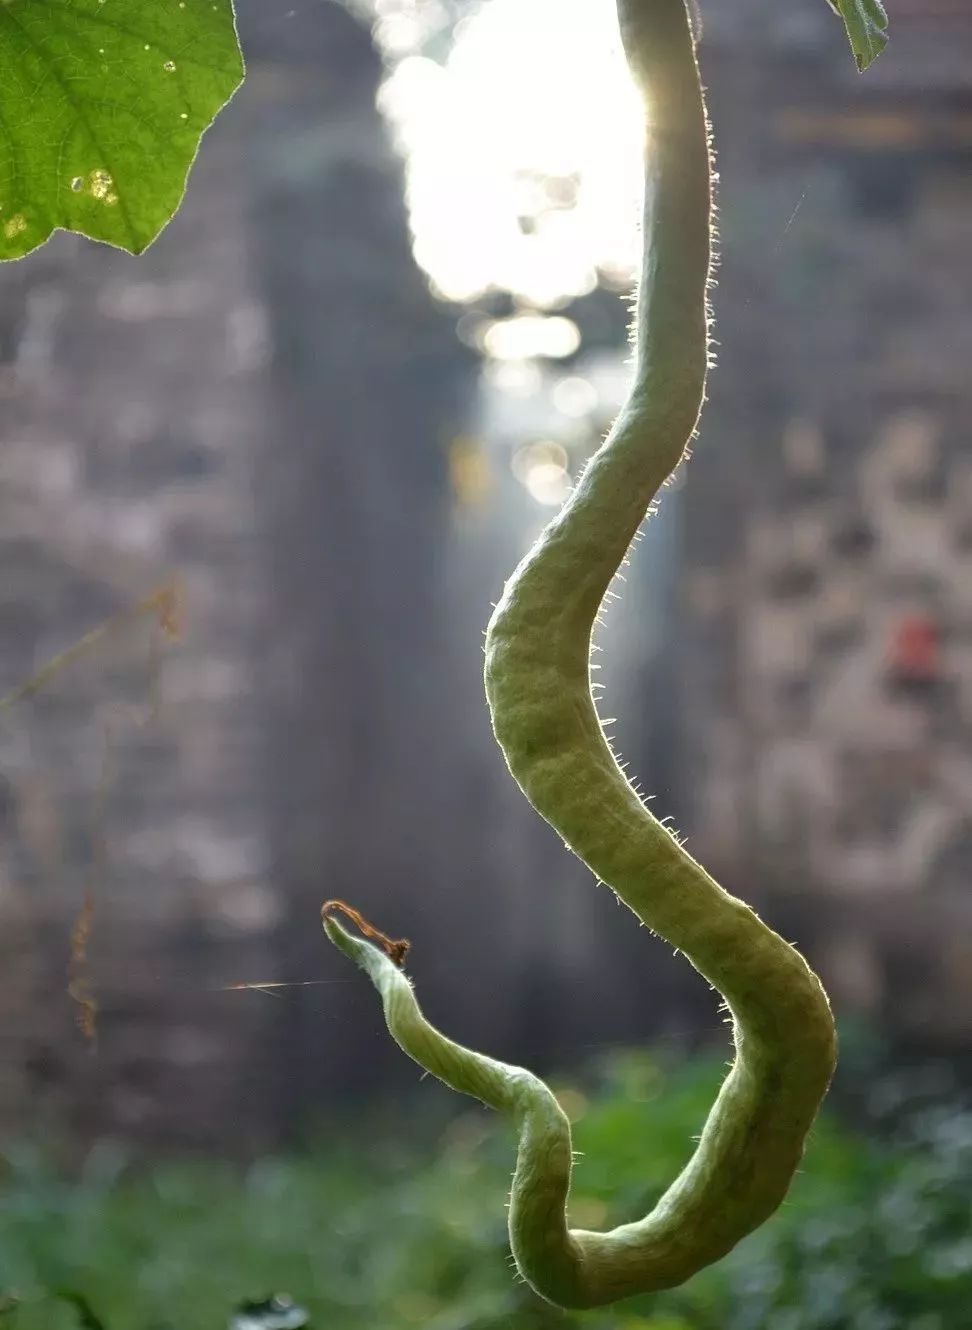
xmin=48 ymin=1292 xmax=106 ymax=1330
xmin=827 ymin=0 xmax=889 ymax=70
xmin=1 ymin=1047 xmax=968 ymax=1330
xmin=0 ymin=0 xmax=243 ymax=260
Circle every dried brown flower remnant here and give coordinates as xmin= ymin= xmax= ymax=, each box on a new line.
xmin=321 ymin=899 xmax=411 ymax=969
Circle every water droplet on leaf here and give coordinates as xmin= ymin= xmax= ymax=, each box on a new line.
xmin=88 ymin=169 xmax=119 ymax=206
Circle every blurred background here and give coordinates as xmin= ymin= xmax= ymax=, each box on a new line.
xmin=1 ymin=1 xmax=971 ymax=1326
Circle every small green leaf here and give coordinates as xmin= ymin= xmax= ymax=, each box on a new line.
xmin=829 ymin=0 xmax=889 ymax=71
xmin=0 ymin=0 xmax=243 ymax=260
xmin=54 ymin=1288 xmax=109 ymax=1330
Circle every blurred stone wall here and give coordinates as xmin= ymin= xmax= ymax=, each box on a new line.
xmin=0 ymin=0 xmax=472 ymax=1150
xmin=682 ymin=3 xmax=972 ymax=1042
xmin=0 ymin=111 xmax=279 ymax=1147
xmin=237 ymin=2 xmax=480 ymax=1127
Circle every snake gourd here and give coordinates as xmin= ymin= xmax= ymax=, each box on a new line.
xmin=323 ymin=0 xmax=837 ymax=1308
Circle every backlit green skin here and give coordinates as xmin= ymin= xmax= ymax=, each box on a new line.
xmin=324 ymin=0 xmax=837 ymax=1311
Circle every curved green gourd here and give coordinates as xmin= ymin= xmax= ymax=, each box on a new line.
xmin=323 ymin=0 xmax=837 ymax=1309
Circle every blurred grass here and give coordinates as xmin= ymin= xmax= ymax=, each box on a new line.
xmin=1 ymin=1036 xmax=970 ymax=1330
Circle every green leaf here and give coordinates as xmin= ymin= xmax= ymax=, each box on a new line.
xmin=0 ymin=0 xmax=243 ymax=260
xmin=53 ymin=1289 xmax=108 ymax=1330
xmin=828 ymin=0 xmax=889 ymax=71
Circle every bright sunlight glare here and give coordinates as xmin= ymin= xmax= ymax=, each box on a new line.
xmin=375 ymin=0 xmax=645 ymax=306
